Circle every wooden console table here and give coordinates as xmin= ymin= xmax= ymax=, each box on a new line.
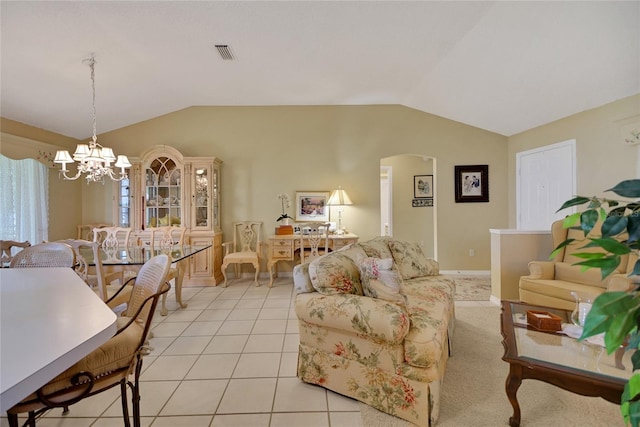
xmin=267 ymin=233 xmax=358 ymax=286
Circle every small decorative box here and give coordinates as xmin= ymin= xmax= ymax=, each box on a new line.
xmin=526 ymin=310 xmax=562 ymax=332
xmin=275 ymin=225 xmax=294 ymax=235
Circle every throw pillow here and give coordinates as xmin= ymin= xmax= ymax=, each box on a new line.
xmin=308 ymin=252 xmax=364 ymax=296
xmin=293 ymin=263 xmax=314 ymax=294
xmin=357 ymin=256 xmax=405 ymax=306
xmin=388 ymin=240 xmax=439 ymax=280
xmin=357 ymin=236 xmax=393 ymax=259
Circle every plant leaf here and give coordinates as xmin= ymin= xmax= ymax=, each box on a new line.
xmin=574 ymin=256 xmax=621 ymax=279
xmin=629 ymin=215 xmax=640 ymax=243
xmin=557 ymin=197 xmax=590 ymax=212
xmin=580 ymin=210 xmax=599 ymax=234
xmin=607 ymin=179 xmax=640 ymax=198
xmin=602 ymin=211 xmax=628 ymax=238
xmin=549 ymin=238 xmax=575 ymax=259
xmin=583 ymin=238 xmax=631 ymax=256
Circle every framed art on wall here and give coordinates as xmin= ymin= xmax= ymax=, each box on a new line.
xmin=414 ymin=175 xmax=433 ymax=198
xmin=295 ymin=191 xmax=330 ymax=221
xmin=455 ymin=165 xmax=489 ymax=203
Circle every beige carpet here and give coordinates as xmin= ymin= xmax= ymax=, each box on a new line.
xmin=452 ymin=274 xmax=491 ymax=301
xmin=361 ymin=304 xmax=624 ymax=426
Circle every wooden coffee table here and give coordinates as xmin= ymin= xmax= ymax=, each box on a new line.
xmin=500 ymin=300 xmax=632 ymax=427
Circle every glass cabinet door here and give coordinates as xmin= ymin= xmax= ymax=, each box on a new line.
xmin=193 ymin=165 xmax=210 ymax=228
xmin=145 ymin=156 xmax=182 ymax=228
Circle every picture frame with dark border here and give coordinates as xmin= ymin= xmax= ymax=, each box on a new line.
xmin=454 ymin=165 xmax=489 ymax=203
xmin=414 ymin=174 xmax=433 ymax=198
xmin=295 ymin=191 xmax=330 ymax=222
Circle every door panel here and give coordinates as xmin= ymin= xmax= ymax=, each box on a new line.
xmin=517 ymin=140 xmax=576 ymax=230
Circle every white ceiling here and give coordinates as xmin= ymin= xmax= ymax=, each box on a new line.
xmin=1 ymin=1 xmax=638 ymax=139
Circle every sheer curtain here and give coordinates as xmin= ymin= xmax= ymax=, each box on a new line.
xmin=0 ymin=154 xmax=49 ymax=244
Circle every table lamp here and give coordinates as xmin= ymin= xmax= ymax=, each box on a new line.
xmin=327 ymin=186 xmax=353 ymax=235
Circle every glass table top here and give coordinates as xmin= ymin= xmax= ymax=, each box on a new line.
xmin=503 ymin=301 xmax=634 ymax=382
xmin=80 ymin=245 xmax=210 ymax=266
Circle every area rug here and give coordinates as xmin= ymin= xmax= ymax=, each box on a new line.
xmin=451 ymin=274 xmax=491 ymax=301
xmin=360 ymin=305 xmax=622 ymax=427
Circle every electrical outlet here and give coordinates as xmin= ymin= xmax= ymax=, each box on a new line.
xmin=469 ymin=249 xmax=475 ymax=257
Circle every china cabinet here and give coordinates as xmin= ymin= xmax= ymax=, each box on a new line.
xmin=127 ymin=145 xmax=223 ymax=284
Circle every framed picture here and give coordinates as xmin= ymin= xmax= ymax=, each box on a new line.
xmin=414 ymin=175 xmax=433 ymax=198
xmin=295 ymin=191 xmax=330 ymax=222
xmin=455 ymin=165 xmax=489 ymax=203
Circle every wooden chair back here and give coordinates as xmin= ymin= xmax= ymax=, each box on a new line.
xmin=93 ymin=226 xmax=133 ymax=248
xmin=299 ymin=222 xmax=330 ymax=263
xmin=58 ymin=239 xmax=107 ymax=301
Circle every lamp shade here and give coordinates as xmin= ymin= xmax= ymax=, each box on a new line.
xmin=328 ymin=187 xmax=353 ymax=206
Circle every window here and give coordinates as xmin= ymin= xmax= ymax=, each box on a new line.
xmin=0 ymin=154 xmax=49 ymax=243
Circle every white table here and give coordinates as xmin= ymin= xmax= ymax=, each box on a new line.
xmin=0 ymin=268 xmax=117 ymax=412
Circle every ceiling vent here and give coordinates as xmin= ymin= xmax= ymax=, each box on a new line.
xmin=214 ymin=44 xmax=235 ymax=61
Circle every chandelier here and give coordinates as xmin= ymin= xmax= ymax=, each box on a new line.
xmin=54 ymin=56 xmax=131 ymax=183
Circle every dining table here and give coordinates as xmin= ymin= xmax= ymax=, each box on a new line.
xmin=81 ymin=244 xmax=211 ymax=315
xmin=0 ymin=267 xmax=118 ymax=412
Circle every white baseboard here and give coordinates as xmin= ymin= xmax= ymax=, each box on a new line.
xmin=440 ymin=270 xmax=490 ymax=276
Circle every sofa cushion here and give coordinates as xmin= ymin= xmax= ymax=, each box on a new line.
xmin=357 ymin=236 xmax=393 ymax=259
xmin=388 ymin=240 xmax=439 ymax=280
xmin=309 ymin=252 xmax=364 ymax=296
xmin=357 ymin=256 xmax=405 ymax=305
xmin=554 ymin=262 xmax=609 ymax=288
xmin=403 ymin=295 xmax=449 ymax=369
xmin=400 ymin=276 xmax=456 ymax=308
xmin=293 ymin=262 xmax=314 ymax=294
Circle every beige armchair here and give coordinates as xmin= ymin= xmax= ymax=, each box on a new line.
xmin=519 ymin=219 xmax=636 ymax=310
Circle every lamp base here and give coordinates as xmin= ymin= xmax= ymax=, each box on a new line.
xmin=334 ymin=228 xmax=346 ymax=235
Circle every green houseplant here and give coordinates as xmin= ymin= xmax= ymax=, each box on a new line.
xmin=555 ymin=179 xmax=640 ymax=426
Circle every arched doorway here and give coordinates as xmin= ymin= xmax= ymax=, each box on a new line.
xmin=380 ymin=154 xmax=437 ymax=259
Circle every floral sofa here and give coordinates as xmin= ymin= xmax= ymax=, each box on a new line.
xmin=293 ymin=236 xmax=456 ymax=426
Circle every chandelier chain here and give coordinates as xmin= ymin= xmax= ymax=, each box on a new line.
xmin=89 ymin=56 xmax=97 ymax=144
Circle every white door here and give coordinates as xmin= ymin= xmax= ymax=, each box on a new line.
xmin=517 ymin=139 xmax=576 ymax=230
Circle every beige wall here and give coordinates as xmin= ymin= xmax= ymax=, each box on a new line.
xmin=7 ymin=94 xmax=638 ymax=270
xmin=88 ymin=105 xmax=508 ymax=270
xmin=507 ymin=94 xmax=640 ymax=227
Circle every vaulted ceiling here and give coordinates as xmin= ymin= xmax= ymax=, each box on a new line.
xmin=1 ymin=1 xmax=638 ymax=139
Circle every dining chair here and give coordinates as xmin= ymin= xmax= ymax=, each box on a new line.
xmin=58 ymin=239 xmax=107 ymax=302
xmin=298 ymin=222 xmax=330 ymax=263
xmin=76 ymin=223 xmax=112 ymax=241
xmin=221 ymin=221 xmax=263 ymax=287
xmin=148 ymin=225 xmax=187 ymax=249
xmin=9 ymin=242 xmax=75 ymax=268
xmin=92 ymin=226 xmax=135 ymax=290
xmin=145 ymin=226 xmax=188 ymax=314
xmin=92 ymin=226 xmax=133 ymax=248
xmin=6 ymin=254 xmax=171 ymax=427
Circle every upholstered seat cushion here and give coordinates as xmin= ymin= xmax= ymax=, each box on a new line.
xmin=403 ymin=296 xmax=450 ymax=369
xmin=400 ymin=276 xmax=456 ymax=307
xmin=295 ymin=292 xmax=410 ymax=344
xmin=35 ymin=317 xmax=143 ymax=396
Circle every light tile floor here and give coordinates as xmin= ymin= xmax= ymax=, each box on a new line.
xmin=1 ymin=277 xmax=365 ymax=427
xmin=2 ymin=277 xmax=496 ymax=427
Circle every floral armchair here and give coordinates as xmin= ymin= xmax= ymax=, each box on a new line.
xmin=294 ymin=237 xmax=456 ymax=426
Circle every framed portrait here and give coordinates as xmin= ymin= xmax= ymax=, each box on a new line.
xmin=295 ymin=191 xmax=330 ymax=222
xmin=455 ymin=165 xmax=489 ymax=203
xmin=414 ymin=175 xmax=433 ymax=198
